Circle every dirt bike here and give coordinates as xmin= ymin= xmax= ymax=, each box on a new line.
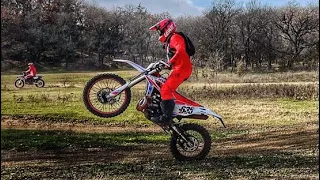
xmin=83 ymin=59 xmax=225 ymax=161
xmin=14 ymin=72 xmax=45 ymax=88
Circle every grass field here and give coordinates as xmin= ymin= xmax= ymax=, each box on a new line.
xmin=1 ymin=70 xmax=319 ymax=179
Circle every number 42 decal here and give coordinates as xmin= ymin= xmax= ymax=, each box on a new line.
xmin=178 ymin=106 xmax=194 ymax=114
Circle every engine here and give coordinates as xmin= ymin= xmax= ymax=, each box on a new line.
xmin=136 ymin=93 xmax=162 ymax=120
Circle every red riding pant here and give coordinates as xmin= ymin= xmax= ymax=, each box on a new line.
xmin=160 ymin=67 xmax=192 ymax=100
xmin=24 ymin=74 xmax=34 ymax=79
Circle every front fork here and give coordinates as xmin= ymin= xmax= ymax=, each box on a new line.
xmin=160 ymin=123 xmax=193 ymax=146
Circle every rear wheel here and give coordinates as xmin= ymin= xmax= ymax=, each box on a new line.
xmin=170 ymin=123 xmax=212 ymax=161
xmin=14 ymin=78 xmax=25 ymax=88
xmin=35 ymin=79 xmax=45 ymax=87
xmin=83 ymin=74 xmax=131 ymax=118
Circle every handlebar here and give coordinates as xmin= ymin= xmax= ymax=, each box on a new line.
xmin=158 ymin=60 xmax=171 ymax=69
xmin=128 ymin=60 xmax=170 ymax=83
xmin=140 ymin=60 xmax=172 ymax=76
xmin=151 ymin=61 xmax=171 ymax=71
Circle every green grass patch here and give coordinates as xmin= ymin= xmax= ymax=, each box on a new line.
xmin=1 ymin=128 xmax=245 ymax=152
xmin=2 ymin=90 xmax=318 ymax=127
xmin=1 ymin=129 xmax=170 ymax=151
xmin=1 ymin=71 xmax=318 ymax=126
xmin=278 ymin=99 xmax=319 ymax=111
xmin=1 ymin=71 xmax=319 ymax=180
xmin=1 ymin=71 xmax=141 ymax=88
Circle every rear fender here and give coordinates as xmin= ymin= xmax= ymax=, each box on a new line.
xmin=173 ymin=105 xmax=225 ymax=127
xmin=174 ymin=105 xmax=221 ymax=119
xmin=204 ymin=108 xmax=226 ymax=128
xmin=33 ymin=76 xmax=42 ymax=79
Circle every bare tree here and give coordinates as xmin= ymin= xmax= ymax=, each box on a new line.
xmin=274 ymin=2 xmax=319 ymax=69
xmin=83 ymin=5 xmax=122 ymax=68
xmin=203 ymin=0 xmax=239 ymax=69
xmin=1 ymin=0 xmax=318 ymax=72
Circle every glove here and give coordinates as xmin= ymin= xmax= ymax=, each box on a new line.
xmin=158 ymin=61 xmax=172 ymax=70
xmin=155 ymin=63 xmax=164 ymax=71
xmin=164 ymin=63 xmax=172 ymax=70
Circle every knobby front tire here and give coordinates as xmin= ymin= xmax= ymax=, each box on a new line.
xmin=83 ymin=73 xmax=131 ymax=118
xmin=14 ymin=79 xmax=25 ymax=88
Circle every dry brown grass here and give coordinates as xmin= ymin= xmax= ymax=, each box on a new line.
xmin=190 ymin=70 xmax=318 ymax=83
xmin=178 ymin=83 xmax=319 ymax=100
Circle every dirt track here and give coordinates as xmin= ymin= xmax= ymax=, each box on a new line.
xmin=2 ymin=117 xmax=318 ymax=159
xmin=1 ymin=117 xmax=319 ymax=179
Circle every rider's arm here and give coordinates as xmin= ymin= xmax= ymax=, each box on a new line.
xmin=25 ymin=68 xmax=31 ymax=73
xmin=31 ymin=66 xmax=37 ymax=75
xmin=168 ymin=34 xmax=188 ymax=66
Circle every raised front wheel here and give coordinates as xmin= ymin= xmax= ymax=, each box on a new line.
xmin=83 ymin=74 xmax=131 ymax=118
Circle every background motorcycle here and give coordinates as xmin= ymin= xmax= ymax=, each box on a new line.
xmin=83 ymin=59 xmax=225 ymax=161
xmin=14 ymin=72 xmax=45 ymax=88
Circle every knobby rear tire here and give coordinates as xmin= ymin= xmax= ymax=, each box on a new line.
xmin=35 ymin=79 xmax=45 ymax=87
xmin=170 ymin=123 xmax=212 ymax=161
xmin=83 ymin=73 xmax=131 ymax=118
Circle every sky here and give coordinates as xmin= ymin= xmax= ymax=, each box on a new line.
xmin=86 ymin=0 xmax=319 ymax=17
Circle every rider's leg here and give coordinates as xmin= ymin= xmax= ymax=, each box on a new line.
xmin=157 ymin=99 xmax=175 ymax=123
xmin=24 ymin=74 xmax=33 ymax=83
xmin=151 ymin=70 xmax=188 ymax=123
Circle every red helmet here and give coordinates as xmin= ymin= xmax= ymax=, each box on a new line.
xmin=149 ymin=18 xmax=176 ymax=43
xmin=28 ymin=63 xmax=34 ymax=66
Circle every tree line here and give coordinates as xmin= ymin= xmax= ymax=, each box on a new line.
xmin=1 ymin=0 xmax=319 ymax=71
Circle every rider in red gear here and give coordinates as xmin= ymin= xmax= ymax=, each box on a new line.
xmin=149 ymin=18 xmax=193 ymax=123
xmin=24 ymin=63 xmax=37 ymax=82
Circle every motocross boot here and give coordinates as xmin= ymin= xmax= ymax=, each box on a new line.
xmin=151 ymin=99 xmax=175 ymax=124
xmin=25 ymin=78 xmax=32 ymax=84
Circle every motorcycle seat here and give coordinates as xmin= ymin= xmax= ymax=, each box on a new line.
xmin=33 ymin=76 xmax=42 ymax=79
